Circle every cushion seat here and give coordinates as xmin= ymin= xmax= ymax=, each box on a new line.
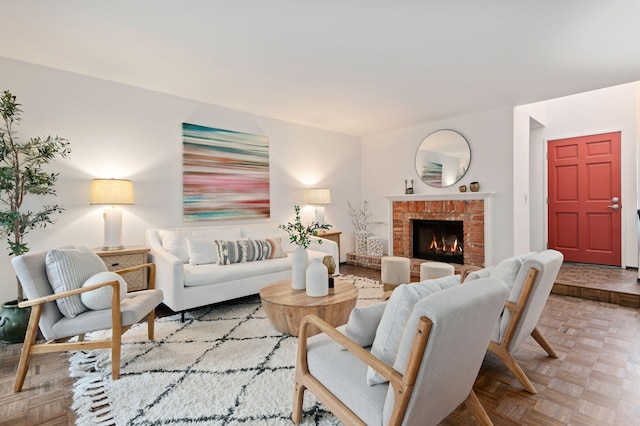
xmin=51 ymin=289 xmax=163 ymax=340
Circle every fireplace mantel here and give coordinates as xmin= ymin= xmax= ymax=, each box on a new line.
xmin=387 ymin=193 xmax=494 ymax=266
xmin=386 ymin=192 xmax=494 ymax=202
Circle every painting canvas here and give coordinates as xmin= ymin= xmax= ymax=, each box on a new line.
xmin=183 ymin=123 xmax=270 ymax=221
xmin=421 ymin=161 xmax=443 ymax=187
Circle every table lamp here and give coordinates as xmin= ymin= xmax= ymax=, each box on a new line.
xmin=90 ymin=178 xmax=135 ymax=250
xmin=308 ymin=188 xmax=331 ymax=225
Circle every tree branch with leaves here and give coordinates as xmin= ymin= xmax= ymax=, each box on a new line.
xmin=0 ymin=90 xmax=71 ymax=300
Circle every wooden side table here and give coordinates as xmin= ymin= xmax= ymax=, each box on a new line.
xmin=316 ymin=230 xmax=341 ymax=259
xmin=259 ymin=279 xmax=358 ymax=336
xmin=93 ymin=246 xmax=150 ymax=292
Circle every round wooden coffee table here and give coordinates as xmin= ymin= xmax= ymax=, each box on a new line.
xmin=259 ymin=279 xmax=359 ymax=336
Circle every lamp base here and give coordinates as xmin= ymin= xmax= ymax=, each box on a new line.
xmin=100 ymin=245 xmax=125 ymax=251
xmin=103 ymin=208 xmax=124 ymax=250
xmin=315 ymin=206 xmax=326 ymax=225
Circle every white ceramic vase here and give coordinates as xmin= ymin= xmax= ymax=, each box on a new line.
xmin=291 ymin=245 xmax=308 ymax=290
xmin=306 ymin=258 xmax=328 ymax=297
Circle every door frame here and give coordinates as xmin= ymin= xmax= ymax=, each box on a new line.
xmin=542 ymin=129 xmax=628 ymax=268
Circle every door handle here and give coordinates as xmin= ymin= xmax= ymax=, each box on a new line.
xmin=607 ymin=204 xmax=620 ymax=210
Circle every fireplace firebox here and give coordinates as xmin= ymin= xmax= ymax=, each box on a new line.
xmin=412 ymin=219 xmax=464 ymax=264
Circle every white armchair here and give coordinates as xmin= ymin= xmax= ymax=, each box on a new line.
xmin=466 ymin=249 xmax=564 ymax=393
xmin=11 ymin=247 xmax=163 ymax=392
xmin=293 ymin=277 xmax=509 ymax=425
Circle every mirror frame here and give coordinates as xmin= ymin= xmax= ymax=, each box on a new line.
xmin=414 ymin=129 xmax=471 ymax=188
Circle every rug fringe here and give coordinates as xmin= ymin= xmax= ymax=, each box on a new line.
xmin=71 ymin=351 xmax=116 ymax=426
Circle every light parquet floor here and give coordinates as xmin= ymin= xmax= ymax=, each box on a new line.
xmin=1 ymin=263 xmax=639 ymax=425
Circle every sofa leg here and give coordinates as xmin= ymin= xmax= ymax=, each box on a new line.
xmin=181 ymin=311 xmax=185 ymax=323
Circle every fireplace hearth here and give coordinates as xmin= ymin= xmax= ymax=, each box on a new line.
xmin=412 ymin=219 xmax=464 ymax=264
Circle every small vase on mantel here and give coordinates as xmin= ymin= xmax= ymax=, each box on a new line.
xmin=291 ymin=245 xmax=308 ymax=290
xmin=306 ymin=258 xmax=329 ymax=297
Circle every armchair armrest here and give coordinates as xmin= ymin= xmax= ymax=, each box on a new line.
xmin=298 ymin=314 xmax=403 ymax=387
xmin=18 ymin=280 xmax=122 ymax=308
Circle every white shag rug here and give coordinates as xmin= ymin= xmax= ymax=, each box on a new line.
xmin=71 ymin=275 xmax=383 ymax=425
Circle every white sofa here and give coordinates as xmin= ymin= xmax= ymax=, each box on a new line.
xmin=145 ymin=223 xmax=339 ymax=313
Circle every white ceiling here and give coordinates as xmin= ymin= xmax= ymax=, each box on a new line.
xmin=2 ymin=1 xmax=640 ymax=136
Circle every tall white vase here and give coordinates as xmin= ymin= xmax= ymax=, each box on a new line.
xmin=306 ymin=258 xmax=328 ymax=297
xmin=291 ymin=245 xmax=308 ymax=290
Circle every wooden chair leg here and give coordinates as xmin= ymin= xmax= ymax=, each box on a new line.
xmin=488 ymin=342 xmax=537 ymax=394
xmin=13 ymin=306 xmax=41 ymax=392
xmin=531 ymin=326 xmax=558 ymax=358
xmin=291 ymin=380 xmax=305 ymax=424
xmin=464 ymin=390 xmax=493 ymax=426
xmin=147 ymin=310 xmax=155 ymax=340
xmin=111 ymin=330 xmax=121 ymax=380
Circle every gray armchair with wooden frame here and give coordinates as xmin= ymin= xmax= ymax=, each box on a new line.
xmin=293 ymin=277 xmax=510 ymax=426
xmin=465 ymin=249 xmax=564 ymax=394
xmin=11 ymin=247 xmax=163 ymax=392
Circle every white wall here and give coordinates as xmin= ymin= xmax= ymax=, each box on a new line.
xmin=0 ymin=57 xmax=361 ymax=302
xmin=360 ymin=107 xmax=515 ymax=264
xmin=525 ymin=82 xmax=639 ymax=267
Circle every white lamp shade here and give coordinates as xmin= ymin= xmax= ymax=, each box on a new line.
xmin=90 ymin=179 xmax=135 ymax=205
xmin=308 ymin=188 xmax=331 ymax=205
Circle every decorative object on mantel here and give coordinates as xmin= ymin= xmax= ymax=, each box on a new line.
xmin=305 ymin=258 xmax=328 ymax=297
xmin=459 ymin=185 xmax=467 ymax=192
xmin=367 ymin=236 xmax=384 ymax=256
xmin=415 ymin=129 xmax=471 ymax=188
xmin=470 ymin=181 xmax=480 ymax=192
xmin=404 ymin=179 xmax=414 ymax=194
xmin=279 ymin=205 xmax=330 ymax=289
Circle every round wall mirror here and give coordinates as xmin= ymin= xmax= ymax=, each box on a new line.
xmin=415 ymin=129 xmax=471 ymax=188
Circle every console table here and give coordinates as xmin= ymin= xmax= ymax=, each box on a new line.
xmin=316 ymin=230 xmax=341 ymax=259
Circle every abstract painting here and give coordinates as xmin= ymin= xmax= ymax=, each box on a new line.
xmin=182 ymin=123 xmax=270 ymax=221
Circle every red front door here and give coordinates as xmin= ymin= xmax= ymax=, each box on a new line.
xmin=547 ymin=132 xmax=621 ymax=266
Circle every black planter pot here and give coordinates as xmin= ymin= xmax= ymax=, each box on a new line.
xmin=0 ymin=299 xmax=31 ymax=344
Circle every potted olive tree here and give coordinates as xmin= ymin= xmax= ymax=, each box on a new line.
xmin=0 ymin=90 xmax=71 ymax=343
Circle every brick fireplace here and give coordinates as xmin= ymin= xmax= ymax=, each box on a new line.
xmin=392 ymin=198 xmax=484 ymax=266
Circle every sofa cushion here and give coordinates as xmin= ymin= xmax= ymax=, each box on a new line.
xmin=265 ymin=237 xmax=287 ymax=259
xmin=45 ymin=247 xmax=108 ymax=318
xmin=158 ymin=230 xmax=190 ymax=263
xmin=367 ymin=274 xmax=460 ymax=385
xmin=80 ymin=271 xmax=128 ymax=310
xmin=214 ymin=239 xmax=272 ymax=265
xmin=186 ymin=239 xmax=218 ymax=265
xmin=242 ymin=225 xmax=296 ymax=253
xmin=158 ymin=228 xmax=243 ymax=264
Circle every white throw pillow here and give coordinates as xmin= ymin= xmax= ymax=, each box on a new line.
xmin=158 ymin=230 xmax=189 ymax=263
xmin=80 ymin=271 xmax=128 ymax=310
xmin=344 ymin=301 xmax=387 ymax=348
xmin=45 ymin=246 xmax=108 ymax=318
xmin=490 ymin=252 xmax=535 ymax=289
xmin=367 ymin=274 xmax=461 ymax=385
xmin=186 ymin=239 xmax=218 ymax=265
